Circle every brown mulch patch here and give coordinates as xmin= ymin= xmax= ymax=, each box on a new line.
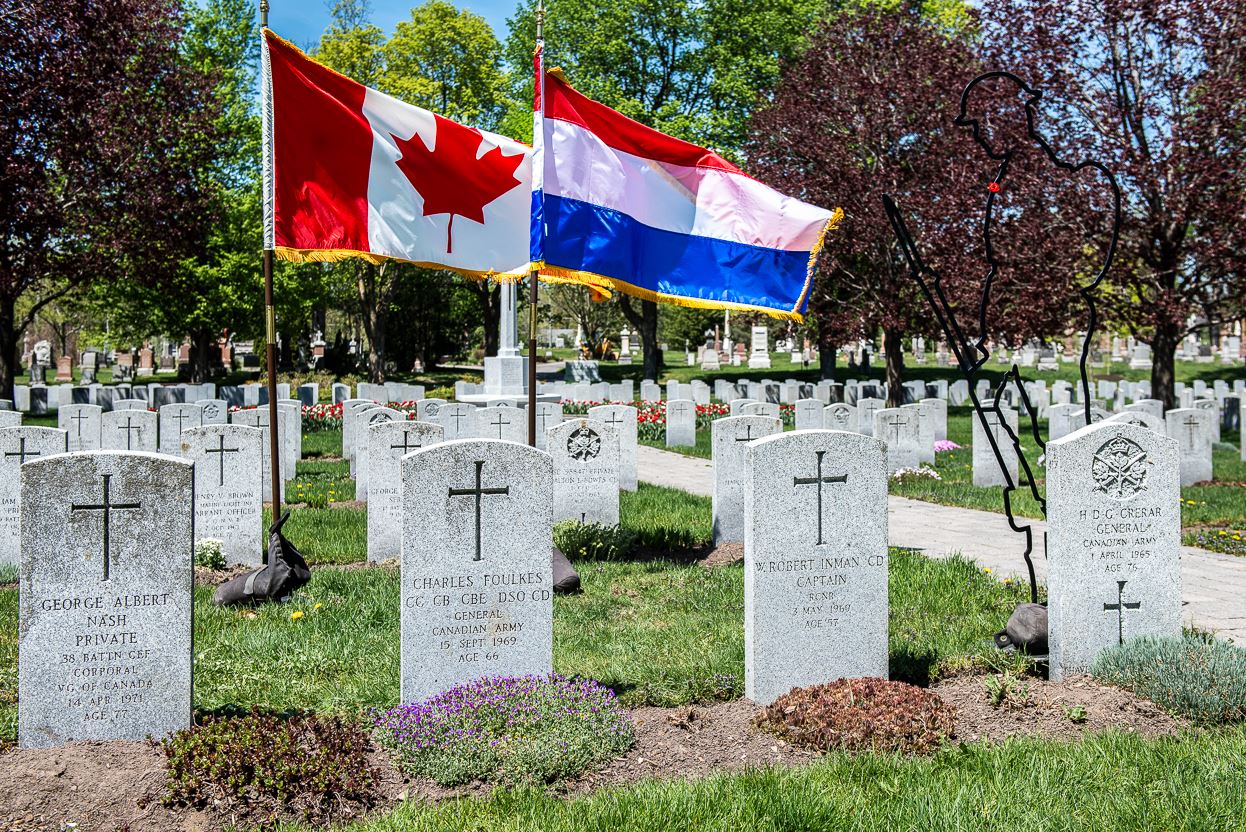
xmin=192 ymin=564 xmax=251 ymax=587
xmin=699 ymin=543 xmax=743 ymax=568
xmin=933 ymin=673 xmax=1185 ymax=743
xmin=0 ymin=674 xmax=1184 ymax=830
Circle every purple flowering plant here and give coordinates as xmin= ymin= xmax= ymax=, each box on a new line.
xmin=373 ymin=674 xmax=634 ymax=786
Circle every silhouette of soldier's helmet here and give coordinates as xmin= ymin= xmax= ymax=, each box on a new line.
xmin=954 ymin=72 xmax=1042 ymax=160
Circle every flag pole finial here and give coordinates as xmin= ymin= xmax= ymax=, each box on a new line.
xmin=260 ymin=0 xmax=269 ymax=27
xmin=536 ymin=0 xmax=545 ymax=40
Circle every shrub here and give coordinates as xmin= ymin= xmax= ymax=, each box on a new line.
xmin=891 ymin=465 xmax=942 ymax=483
xmin=554 ymin=520 xmax=636 ymax=560
xmin=374 ymin=674 xmax=634 ymax=786
xmin=193 ymin=539 xmax=226 ymax=570
xmin=756 ymin=678 xmax=955 ymax=755
xmin=0 ymin=562 xmax=16 ymax=584
xmin=1092 ymin=634 xmax=1246 ymax=725
xmin=160 ymin=710 xmax=379 ymax=825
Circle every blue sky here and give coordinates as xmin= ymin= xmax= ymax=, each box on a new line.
xmin=266 ymin=0 xmax=521 ymax=51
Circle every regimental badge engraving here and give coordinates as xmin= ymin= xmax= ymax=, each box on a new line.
xmin=567 ymin=426 xmax=601 ymax=461
xmin=1091 ymin=435 xmax=1148 ymax=500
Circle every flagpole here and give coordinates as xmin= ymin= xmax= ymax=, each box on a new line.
xmin=260 ymin=0 xmax=282 ymax=553
xmin=527 ymin=0 xmax=545 ymax=447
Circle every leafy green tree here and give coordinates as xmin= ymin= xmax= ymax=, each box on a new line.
xmin=315 ymin=0 xmax=516 ymax=379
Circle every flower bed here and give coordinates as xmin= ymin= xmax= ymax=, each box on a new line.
xmin=373 ymin=674 xmax=634 ymax=786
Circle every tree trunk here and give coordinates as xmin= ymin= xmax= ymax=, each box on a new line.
xmin=1151 ymin=321 xmax=1179 ymax=410
xmin=0 ymin=296 xmax=16 ymax=398
xmin=883 ymin=327 xmax=904 ymax=407
xmin=470 ymin=282 xmax=500 ymax=357
xmin=818 ymin=328 xmax=837 ymax=380
xmin=619 ymin=296 xmax=662 ymax=379
xmin=188 ymin=329 xmax=213 ymax=383
xmin=357 ymin=262 xmax=394 ymax=383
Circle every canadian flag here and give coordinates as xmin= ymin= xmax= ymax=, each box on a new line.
xmin=261 ymin=30 xmax=532 ymax=277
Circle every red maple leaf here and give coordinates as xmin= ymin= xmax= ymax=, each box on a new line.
xmin=391 ymin=114 xmax=524 ymax=254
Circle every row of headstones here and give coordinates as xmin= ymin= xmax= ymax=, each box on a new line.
xmin=53 ymin=402 xmax=302 ymax=480
xmin=12 ymin=381 xmax=328 ymax=414
xmin=0 ymin=407 xmax=299 ymax=570
xmin=363 ymin=412 xmax=635 ymax=561
xmin=15 ymin=419 xmax=1181 ymax=747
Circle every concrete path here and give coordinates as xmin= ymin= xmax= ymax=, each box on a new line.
xmin=637 ymin=445 xmax=1245 ymax=644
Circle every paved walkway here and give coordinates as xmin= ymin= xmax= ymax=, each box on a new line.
xmin=637 ymin=445 xmax=1246 ymax=644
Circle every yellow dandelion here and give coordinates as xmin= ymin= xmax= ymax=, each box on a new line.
xmin=313 ymin=603 xmax=323 ymax=610
xmin=1235 ymin=535 xmax=1242 ymax=541
xmin=290 ymin=610 xmax=304 ymax=621
xmin=982 ymin=567 xmax=993 ymax=574
xmin=1220 ymin=530 xmax=1228 ymax=536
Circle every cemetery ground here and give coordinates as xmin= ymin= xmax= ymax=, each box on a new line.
xmin=0 ymin=446 xmax=1244 ymax=831
xmin=1 ymin=378 xmax=1245 ymax=830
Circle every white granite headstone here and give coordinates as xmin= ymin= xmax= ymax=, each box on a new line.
xmin=1165 ymin=407 xmax=1212 ymax=485
xmin=744 ymin=430 xmax=888 ymax=704
xmin=0 ymin=427 xmax=68 ymax=567
xmin=476 ymin=406 xmax=526 ymax=443
xmin=873 ymin=408 xmax=920 ymax=472
xmin=400 ymin=439 xmax=553 ymax=703
xmin=181 ymin=424 xmax=263 ymax=566
xmin=587 ymin=404 xmax=638 ymax=491
xmin=971 ymin=408 xmax=1019 ymax=487
xmin=1046 ymin=422 xmax=1181 ymax=680
xmin=60 ymin=404 xmax=102 ymax=452
xmin=665 ymin=399 xmax=696 ymax=447
xmin=18 ymin=451 xmax=193 ymax=747
xmin=711 ymin=415 xmax=782 ymax=544
xmin=367 ymin=420 xmax=443 ymax=561
xmin=158 ymin=403 xmax=203 ymax=456
xmin=101 ymin=409 xmax=158 ymax=453
xmin=548 ymin=418 xmax=620 ymax=525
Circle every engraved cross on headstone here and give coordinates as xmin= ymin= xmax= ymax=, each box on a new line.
xmin=120 ymin=416 xmax=142 ymax=450
xmin=71 ymin=474 xmax=142 ymax=580
xmin=4 ymin=437 xmax=41 ymax=465
xmin=735 ymin=423 xmax=758 ymax=442
xmin=792 ymin=450 xmax=848 ymax=546
xmin=1103 ymin=579 xmax=1142 ymax=645
xmin=390 ymin=430 xmax=423 ymax=456
xmin=447 ymin=460 xmax=509 ymax=561
xmin=170 ymin=409 xmax=193 ymax=434
xmin=71 ymin=409 xmax=89 ymax=437
xmin=204 ymin=433 xmax=240 ymax=487
xmin=884 ymin=413 xmax=908 ymax=445
xmin=604 ymin=411 xmax=624 ymax=430
xmin=447 ymin=409 xmax=467 ymax=434
xmin=1182 ymin=415 xmax=1201 ymax=445
xmin=537 ymin=409 xmax=557 ymax=434
xmin=490 ymin=412 xmax=507 ymax=439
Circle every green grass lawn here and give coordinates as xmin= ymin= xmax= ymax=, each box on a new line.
xmin=272 ymin=726 xmax=1246 ymax=832
xmin=0 ymin=548 xmax=1025 ymax=744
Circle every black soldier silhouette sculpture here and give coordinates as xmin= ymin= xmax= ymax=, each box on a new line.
xmin=884 ymin=71 xmax=1123 ymax=652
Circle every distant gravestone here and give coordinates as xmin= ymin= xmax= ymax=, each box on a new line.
xmin=18 ymin=451 xmax=193 ymax=747
xmin=901 ymin=402 xmax=935 ymax=464
xmin=277 ymin=402 xmax=301 ymax=480
xmin=856 ymin=398 xmax=883 ymax=438
xmin=416 ymin=398 xmax=448 ymax=422
xmin=1104 ymin=410 xmax=1165 ymax=436
xmin=744 ymin=430 xmax=888 ymax=704
xmin=921 ymin=397 xmax=948 ymax=441
xmin=533 ymin=402 xmax=564 ymax=452
xmin=971 ymin=408 xmax=1019 ymax=487
xmin=158 ymin=403 xmax=203 ymax=456
xmin=436 ymin=403 xmax=478 ymax=441
xmin=476 ymin=406 xmax=526 ymax=443
xmin=0 ymin=427 xmax=68 ymax=567
xmin=1193 ymin=398 xmax=1221 ymax=443
xmin=739 ymin=401 xmax=780 ymax=419
xmin=1047 ymin=403 xmax=1084 ymax=441
xmin=195 ymin=399 xmax=229 ymax=425
xmin=332 ymin=383 xmax=350 ymax=404
xmin=794 ymin=399 xmax=824 ymax=431
xmin=298 ymin=383 xmax=319 ymax=407
xmin=712 ymin=415 xmax=782 ymax=544
xmin=1124 ymin=399 xmax=1164 ymax=422
xmin=59 ymin=404 xmax=102 ymax=452
xmin=587 ymin=404 xmax=638 ymax=491
xmin=823 ymin=403 xmax=857 ymax=433
xmin=181 ymin=424 xmax=263 ymax=566
xmin=873 ymin=408 xmax=920 ymax=473
xmin=665 ymin=399 xmax=696 ymax=447
xmin=640 ymin=380 xmax=661 ymax=402
xmin=355 ymin=407 xmax=404 ymax=501
xmin=1165 ymin=408 xmax=1212 ymax=485
xmin=1046 ymin=422 xmax=1181 ymax=681
xmin=230 ymin=408 xmax=283 ymax=503
xmin=400 ymin=440 xmax=553 ymax=703
xmin=101 ymin=409 xmax=157 ymax=453
xmin=548 ymin=418 xmax=620 ymax=525
xmin=367 ymin=420 xmax=443 ymax=561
